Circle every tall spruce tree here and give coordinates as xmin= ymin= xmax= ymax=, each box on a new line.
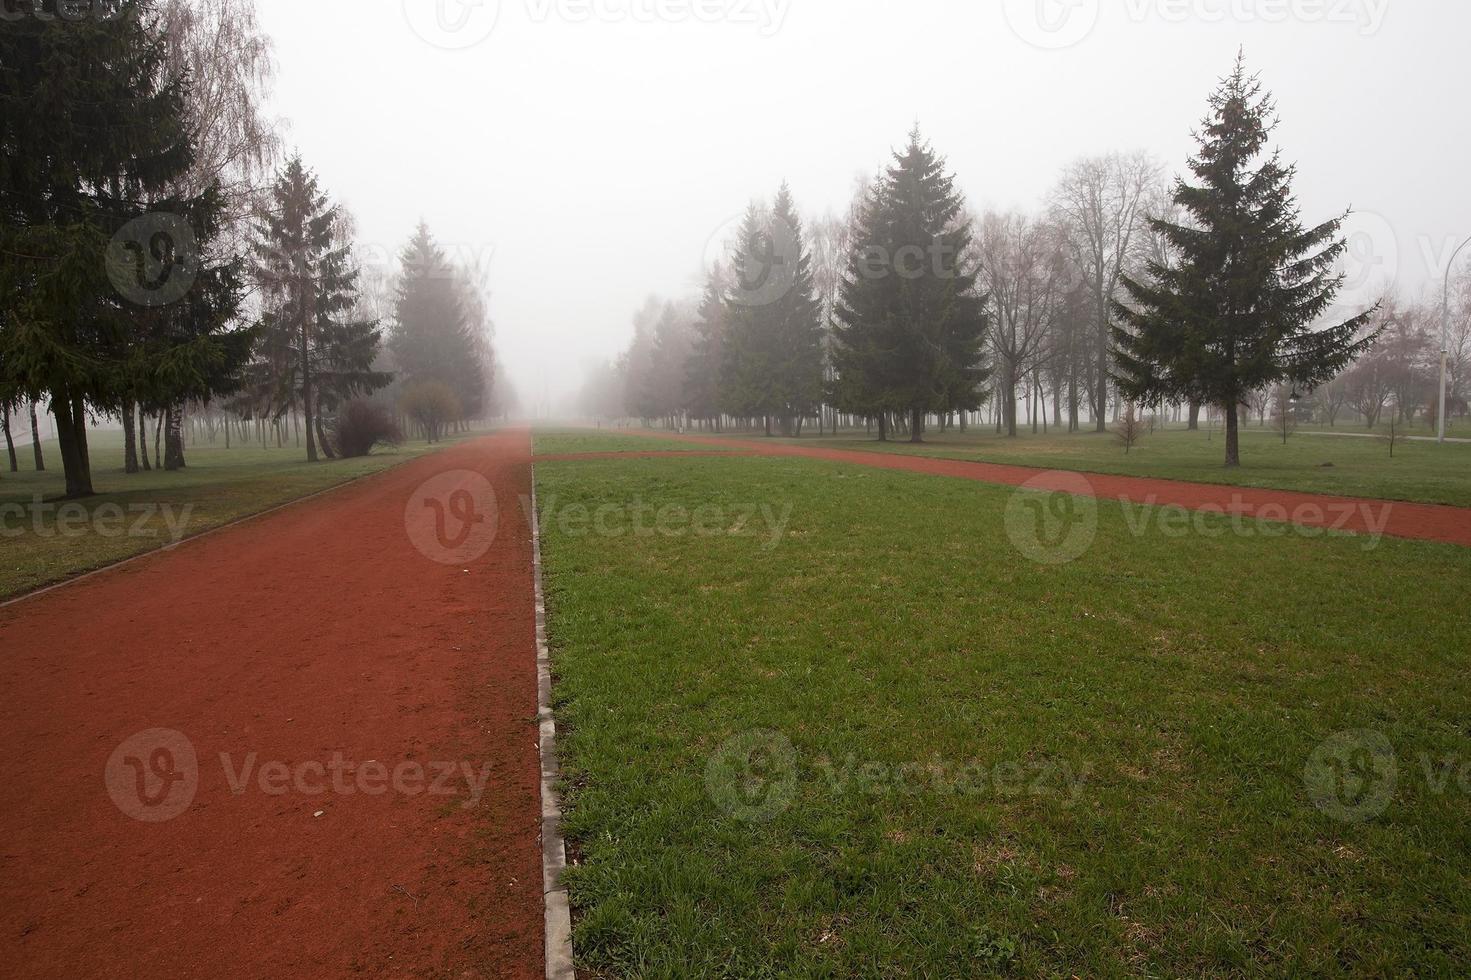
xmin=249 ymin=155 xmax=387 ymax=461
xmin=830 ymin=130 xmax=991 ymax=442
xmin=684 ymin=263 xmax=728 ymax=428
xmin=720 ymin=184 xmax=824 ymax=436
xmin=390 ymin=223 xmax=486 ymax=423
xmin=0 ymin=0 xmax=242 ymax=495
xmin=1113 ymin=55 xmax=1377 ymax=467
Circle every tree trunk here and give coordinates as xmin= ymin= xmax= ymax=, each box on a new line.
xmin=1067 ymin=371 xmax=1079 ymax=433
xmin=1002 ymin=363 xmax=1017 ymax=437
xmin=122 ymin=399 xmax=140 ymax=474
xmin=164 ymin=404 xmax=185 ymax=470
xmin=1187 ymin=400 xmax=1201 ymax=431
xmin=2 ymin=407 xmax=16 ymax=472
xmin=1095 ymin=311 xmax=1109 ymax=434
xmin=52 ymin=391 xmax=94 ymax=497
xmin=1224 ymin=402 xmax=1240 ymax=468
xmin=877 ymin=414 xmax=888 ymax=442
xmin=29 ymin=400 xmax=44 ymax=471
xmin=153 ymin=414 xmax=163 ymax=469
xmin=302 ymin=320 xmax=318 ymax=463
xmin=315 ymin=413 xmax=336 ymax=459
xmin=139 ymin=407 xmax=153 ymax=471
xmin=909 ymin=407 xmax=924 ymax=443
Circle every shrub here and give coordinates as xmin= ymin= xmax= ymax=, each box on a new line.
xmin=332 ymin=400 xmax=401 ymax=458
xmin=400 ymin=380 xmax=461 ymax=443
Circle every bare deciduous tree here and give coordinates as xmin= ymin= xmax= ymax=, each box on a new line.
xmin=1050 ymin=150 xmax=1161 ymax=432
xmin=979 ymin=210 xmax=1065 ymax=437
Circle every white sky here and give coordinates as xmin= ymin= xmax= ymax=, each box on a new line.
xmin=255 ymin=0 xmax=1471 ymax=412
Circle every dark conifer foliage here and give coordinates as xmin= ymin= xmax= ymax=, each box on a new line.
xmin=830 ymin=129 xmax=991 ymax=441
xmin=1113 ymin=55 xmax=1377 ymax=466
xmin=390 ymin=223 xmax=488 ymax=423
xmin=684 ymin=264 xmax=728 ymax=428
xmin=0 ymin=0 xmax=247 ymax=494
xmin=720 ymin=184 xmax=825 ymax=435
xmin=249 ymin=155 xmax=388 ymax=461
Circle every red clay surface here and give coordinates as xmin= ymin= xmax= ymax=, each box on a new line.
xmin=569 ymin=433 xmax=1471 ymax=548
xmin=0 ymin=431 xmax=543 ymax=978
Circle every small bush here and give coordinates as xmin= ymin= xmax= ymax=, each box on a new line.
xmin=400 ymin=380 xmax=462 ymax=443
xmin=332 ymin=400 xmax=401 ymax=458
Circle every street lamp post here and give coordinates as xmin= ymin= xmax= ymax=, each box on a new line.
xmin=1439 ymin=234 xmax=1471 ymax=444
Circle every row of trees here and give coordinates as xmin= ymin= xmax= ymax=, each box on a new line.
xmin=587 ymin=55 xmax=1461 ymax=466
xmin=1 ymin=0 xmax=501 ymax=494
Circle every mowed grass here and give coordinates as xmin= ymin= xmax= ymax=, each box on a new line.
xmin=536 ymin=452 xmax=1471 ymax=977
xmin=534 ymin=428 xmax=731 ymax=456
xmin=718 ymin=425 xmax=1471 ymax=508
xmin=0 ymin=427 xmax=466 ymax=599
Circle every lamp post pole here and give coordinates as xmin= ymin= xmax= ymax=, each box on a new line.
xmin=1439 ymin=234 xmax=1471 ymax=444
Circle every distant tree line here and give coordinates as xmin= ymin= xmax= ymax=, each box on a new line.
xmin=1 ymin=0 xmax=503 ymax=495
xmin=584 ymin=55 xmax=1464 ymax=465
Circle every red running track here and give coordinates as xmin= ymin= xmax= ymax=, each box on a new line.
xmin=0 ymin=431 xmax=543 ymax=979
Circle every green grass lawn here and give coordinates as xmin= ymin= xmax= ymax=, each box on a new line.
xmin=534 ymin=428 xmax=732 ymax=456
xmin=0 ymin=426 xmax=467 ymax=599
xmin=536 ymin=451 xmax=1471 ymax=977
xmin=650 ymin=424 xmax=1471 ymax=508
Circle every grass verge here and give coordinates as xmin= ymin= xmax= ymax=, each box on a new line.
xmin=537 ymin=451 xmax=1471 ymax=977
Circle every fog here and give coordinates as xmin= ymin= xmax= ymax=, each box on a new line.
xmin=254 ymin=0 xmax=1466 ymax=413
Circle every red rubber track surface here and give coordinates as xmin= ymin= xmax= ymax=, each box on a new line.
xmin=0 ymin=431 xmax=543 ymax=979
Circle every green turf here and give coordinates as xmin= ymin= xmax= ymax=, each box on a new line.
xmin=533 ymin=428 xmax=732 ymax=456
xmin=593 ymin=423 xmax=1471 ymax=508
xmin=536 ymin=452 xmax=1471 ymax=977
xmin=0 ymin=427 xmax=466 ymax=599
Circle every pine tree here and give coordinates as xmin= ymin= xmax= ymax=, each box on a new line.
xmin=720 ymin=184 xmax=825 ymax=436
xmin=1113 ymin=55 xmax=1377 ymax=467
xmin=249 ymin=155 xmax=388 ymax=461
xmin=684 ymin=264 xmax=728 ymax=428
xmin=0 ymin=0 xmax=231 ymax=495
xmin=390 ymin=223 xmax=487 ymax=423
xmin=766 ymin=184 xmax=825 ymax=435
xmin=830 ymin=130 xmax=990 ymax=442
xmin=621 ymin=298 xmax=662 ymax=422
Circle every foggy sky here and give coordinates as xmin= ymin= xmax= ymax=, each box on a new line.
xmin=255 ymin=0 xmax=1470 ymax=413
